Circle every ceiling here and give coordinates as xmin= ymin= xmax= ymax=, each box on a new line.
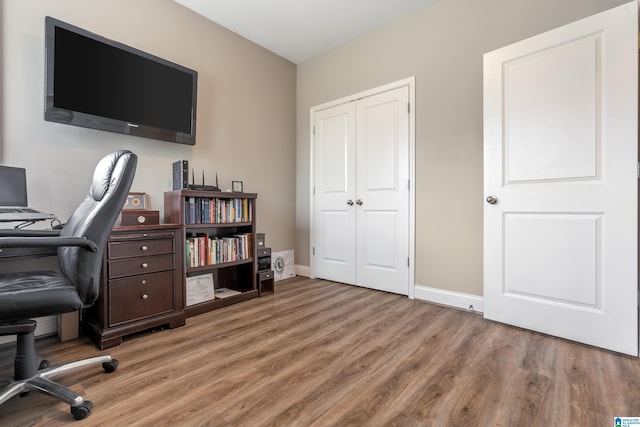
xmin=173 ymin=0 xmax=437 ymax=64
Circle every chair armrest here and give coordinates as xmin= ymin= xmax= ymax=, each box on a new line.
xmin=0 ymin=236 xmax=98 ymax=252
xmin=0 ymin=229 xmax=61 ymax=237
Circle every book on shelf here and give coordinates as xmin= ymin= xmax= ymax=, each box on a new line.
xmin=187 ymin=197 xmax=196 ymax=224
xmin=234 ymin=232 xmax=253 ymax=260
xmin=215 ymin=287 xmax=241 ymax=298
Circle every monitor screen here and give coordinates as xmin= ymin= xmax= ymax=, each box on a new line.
xmin=44 ymin=17 xmax=198 ymax=145
xmin=0 ymin=166 xmax=28 ymax=207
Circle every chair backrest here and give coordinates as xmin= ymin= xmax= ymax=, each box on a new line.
xmin=58 ymin=150 xmax=137 ymax=305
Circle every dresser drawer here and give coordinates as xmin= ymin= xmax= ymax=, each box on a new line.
xmin=109 ymin=254 xmax=174 ymax=279
xmin=109 ymin=270 xmax=175 ymax=326
xmin=108 ymin=238 xmax=174 ymax=259
xmin=257 ymin=247 xmax=271 ymax=257
xmin=258 ymin=270 xmax=273 ymax=281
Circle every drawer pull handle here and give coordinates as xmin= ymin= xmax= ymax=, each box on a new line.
xmin=141 ymin=294 xmax=149 ymax=300
xmin=141 ymin=245 xmax=148 ymax=251
xmin=141 ymin=263 xmax=149 ymax=268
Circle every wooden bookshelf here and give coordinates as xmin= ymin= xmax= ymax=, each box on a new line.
xmin=164 ymin=190 xmax=259 ymax=317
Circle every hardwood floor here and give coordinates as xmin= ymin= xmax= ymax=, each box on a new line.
xmin=1 ymin=276 xmax=640 ymax=426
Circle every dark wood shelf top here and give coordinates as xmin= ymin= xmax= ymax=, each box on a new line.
xmin=184 ymin=222 xmax=252 ymax=229
xmin=112 ymin=223 xmax=182 ymax=232
xmin=165 ymin=189 xmax=257 ymax=199
xmin=185 ymin=289 xmax=259 ymax=317
xmin=186 ymin=258 xmax=253 ymax=274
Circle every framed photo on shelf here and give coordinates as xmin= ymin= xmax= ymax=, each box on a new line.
xmin=122 ymin=192 xmax=148 ymax=210
xmin=232 ymin=181 xmax=244 ymax=193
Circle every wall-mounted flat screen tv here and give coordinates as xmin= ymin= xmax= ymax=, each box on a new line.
xmin=44 ymin=16 xmax=198 ymax=145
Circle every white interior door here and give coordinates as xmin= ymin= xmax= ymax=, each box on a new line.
xmin=312 ymin=102 xmax=357 ymax=285
xmin=356 ymin=87 xmax=410 ymax=294
xmin=483 ymin=2 xmax=638 ymax=355
xmin=312 ymin=85 xmax=410 ymax=295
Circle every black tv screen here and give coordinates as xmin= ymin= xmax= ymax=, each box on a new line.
xmin=44 ymin=17 xmax=198 ymax=145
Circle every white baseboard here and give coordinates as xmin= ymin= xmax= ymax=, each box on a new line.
xmin=289 ymin=267 xmax=482 ymax=313
xmin=414 ymin=284 xmax=484 ymax=313
xmin=295 ymin=264 xmax=310 ymax=278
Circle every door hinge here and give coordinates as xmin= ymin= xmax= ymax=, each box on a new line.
xmin=408 ymin=180 xmax=410 ymax=191
xmin=313 ymin=246 xmax=315 ymax=256
xmin=313 ymin=126 xmax=316 ymax=135
xmin=637 ymin=162 xmax=639 ymax=178
xmin=313 ymin=186 xmax=315 ymax=195
xmin=407 ymin=257 xmax=410 ymax=267
xmin=408 ymin=103 xmax=411 ymax=114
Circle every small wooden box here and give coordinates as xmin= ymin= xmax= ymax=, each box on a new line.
xmin=257 ymin=247 xmax=271 ymax=258
xmin=117 ymin=210 xmax=160 ymax=226
xmin=258 ymin=270 xmax=274 ymax=296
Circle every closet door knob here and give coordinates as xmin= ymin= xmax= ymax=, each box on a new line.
xmin=356 ymin=199 xmax=363 ymax=205
xmin=347 ymin=199 xmax=354 ymax=206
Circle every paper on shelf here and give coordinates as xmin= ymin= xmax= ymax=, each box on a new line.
xmin=186 ymin=273 xmax=214 ymax=306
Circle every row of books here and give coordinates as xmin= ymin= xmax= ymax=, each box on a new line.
xmin=184 ymin=197 xmax=252 ymax=224
xmin=185 ymin=232 xmax=253 ymax=268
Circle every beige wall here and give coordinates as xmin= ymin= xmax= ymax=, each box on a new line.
xmin=296 ymin=0 xmax=629 ymax=296
xmin=0 ymin=1 xmax=3 ymax=159
xmin=1 ymin=0 xmax=297 ymax=253
xmin=3 ymin=0 xmax=631 ymax=298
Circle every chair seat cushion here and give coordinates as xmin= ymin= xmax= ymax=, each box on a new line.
xmin=0 ymin=271 xmax=84 ymax=320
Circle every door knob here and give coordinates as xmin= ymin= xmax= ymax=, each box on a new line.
xmin=356 ymin=199 xmax=363 ymax=205
xmin=347 ymin=199 xmax=354 ymax=206
xmin=486 ymin=195 xmax=498 ymax=205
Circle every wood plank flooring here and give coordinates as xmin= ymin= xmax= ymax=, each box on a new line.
xmin=1 ymin=276 xmax=640 ymax=426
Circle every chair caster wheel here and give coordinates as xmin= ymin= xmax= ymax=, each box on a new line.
xmin=71 ymin=400 xmax=93 ymax=420
xmin=102 ymin=359 xmax=119 ymax=373
xmin=39 ymin=359 xmax=49 ymax=370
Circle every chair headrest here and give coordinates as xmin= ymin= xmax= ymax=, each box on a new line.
xmin=89 ymin=150 xmax=135 ymax=202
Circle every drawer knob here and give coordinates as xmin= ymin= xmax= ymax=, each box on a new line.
xmin=141 ymin=262 xmax=148 ymax=268
xmin=141 ymin=294 xmax=149 ymax=300
xmin=141 ymin=279 xmax=147 ymax=285
xmin=141 ymin=245 xmax=148 ymax=251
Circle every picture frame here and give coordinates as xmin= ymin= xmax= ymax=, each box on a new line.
xmin=232 ymin=181 xmax=243 ymax=193
xmin=122 ymin=192 xmax=148 ymax=210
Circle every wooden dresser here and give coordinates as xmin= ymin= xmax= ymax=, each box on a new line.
xmin=83 ymin=224 xmax=186 ymax=349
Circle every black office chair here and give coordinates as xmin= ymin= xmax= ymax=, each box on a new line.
xmin=0 ymin=150 xmax=137 ymax=420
